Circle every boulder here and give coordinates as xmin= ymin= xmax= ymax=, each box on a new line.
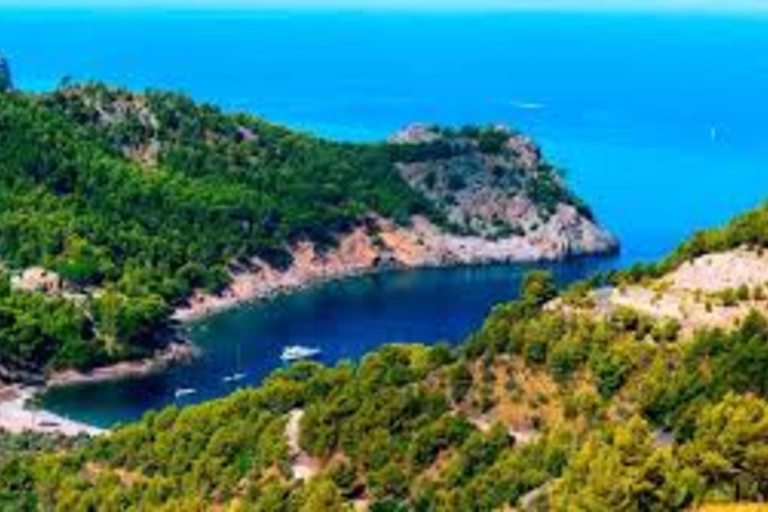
xmin=12 ymin=267 xmax=63 ymax=295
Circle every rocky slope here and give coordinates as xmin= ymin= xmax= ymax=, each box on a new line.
xmin=175 ymin=125 xmax=618 ymax=320
xmin=558 ymin=246 xmax=768 ymax=338
xmin=391 ymin=124 xmax=616 ymax=253
xmin=41 ymin=84 xmax=617 ymax=321
xmin=176 ymin=211 xmax=617 ymax=321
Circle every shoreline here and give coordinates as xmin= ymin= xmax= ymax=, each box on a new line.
xmin=173 ymin=255 xmax=581 ymax=324
xmin=0 ymin=343 xmax=196 ymax=437
xmin=46 ymin=342 xmax=197 ymax=389
xmin=0 ymin=386 xmax=104 ymax=437
xmin=1 ymin=216 xmax=616 ymax=436
xmin=174 ymin=215 xmax=619 ymax=323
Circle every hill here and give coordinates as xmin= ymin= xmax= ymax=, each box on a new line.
xmin=4 ymin=200 xmax=768 ymax=510
xmin=0 ymin=79 xmax=615 ymax=381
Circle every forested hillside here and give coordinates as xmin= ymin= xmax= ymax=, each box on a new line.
xmin=4 ymin=258 xmax=768 ymax=510
xmin=6 ymin=198 xmax=768 ymax=510
xmin=0 ymin=82 xmax=612 ymax=379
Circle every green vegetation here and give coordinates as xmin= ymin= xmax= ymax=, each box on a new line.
xmin=0 ymin=83 xmax=598 ymax=376
xmin=610 ymin=199 xmax=768 ymax=287
xmin=0 ymin=84 xmax=435 ymax=373
xmin=0 ymin=55 xmax=10 ymax=93
xmin=0 ymin=271 xmax=99 ymax=374
xmin=3 ymin=262 xmax=768 ymax=510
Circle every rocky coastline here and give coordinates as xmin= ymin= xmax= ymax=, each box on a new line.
xmin=174 ymin=213 xmax=618 ymax=322
xmin=175 ymin=124 xmax=619 ymax=322
xmin=46 ymin=342 xmax=197 ymax=389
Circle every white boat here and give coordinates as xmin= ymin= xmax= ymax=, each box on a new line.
xmin=223 ymin=343 xmax=247 ymax=383
xmin=222 ymin=372 xmax=247 ymax=383
xmin=174 ymin=388 xmax=197 ymax=399
xmin=281 ymin=346 xmax=321 ymax=362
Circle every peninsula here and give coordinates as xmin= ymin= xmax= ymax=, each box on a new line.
xmin=0 ymin=75 xmax=616 ymax=388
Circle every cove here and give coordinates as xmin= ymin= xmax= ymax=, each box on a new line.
xmin=42 ymin=258 xmax=620 ymax=427
xmin=20 ymin=10 xmax=768 ymax=426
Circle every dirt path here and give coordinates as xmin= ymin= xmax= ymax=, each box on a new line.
xmin=286 ymin=409 xmax=319 ymax=481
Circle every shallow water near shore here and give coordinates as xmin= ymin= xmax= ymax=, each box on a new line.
xmin=7 ymin=9 xmax=768 ymax=425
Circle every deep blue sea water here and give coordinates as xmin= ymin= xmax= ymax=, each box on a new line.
xmin=3 ymin=9 xmax=768 ymax=425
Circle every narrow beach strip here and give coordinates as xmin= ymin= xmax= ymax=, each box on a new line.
xmin=0 ymin=387 xmax=104 ymax=437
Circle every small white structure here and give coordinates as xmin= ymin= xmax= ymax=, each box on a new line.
xmin=12 ymin=267 xmax=63 ymax=294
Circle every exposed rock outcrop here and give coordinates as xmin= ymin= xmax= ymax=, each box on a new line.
xmin=556 ymin=246 xmax=768 ymax=338
xmin=175 ymin=212 xmax=617 ymax=322
xmin=390 ymin=123 xmax=616 ymax=251
xmin=175 ymin=125 xmax=617 ymax=321
xmin=11 ymin=267 xmax=63 ymax=295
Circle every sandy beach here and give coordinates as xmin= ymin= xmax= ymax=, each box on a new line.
xmin=0 ymin=343 xmax=195 ymax=437
xmin=0 ymin=386 xmax=104 ymax=437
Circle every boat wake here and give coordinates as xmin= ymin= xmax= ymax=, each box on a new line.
xmin=511 ymin=100 xmax=546 ymax=110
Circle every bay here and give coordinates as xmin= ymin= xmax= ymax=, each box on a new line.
xmin=2 ymin=9 xmax=767 ymax=424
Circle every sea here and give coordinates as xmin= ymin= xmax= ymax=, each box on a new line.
xmin=2 ymin=8 xmax=768 ymax=426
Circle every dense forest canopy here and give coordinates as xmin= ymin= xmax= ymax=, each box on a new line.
xmin=0 ymin=83 xmax=596 ymax=376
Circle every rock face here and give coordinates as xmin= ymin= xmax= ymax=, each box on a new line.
xmin=11 ymin=267 xmax=63 ymax=295
xmin=0 ymin=53 xmax=12 ymax=92
xmin=390 ymin=124 xmax=617 ymax=255
xmin=175 ymin=124 xmax=618 ymax=321
xmin=176 ymin=213 xmax=617 ymax=322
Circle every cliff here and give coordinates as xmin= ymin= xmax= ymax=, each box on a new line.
xmin=390 ymin=123 xmax=616 ymax=256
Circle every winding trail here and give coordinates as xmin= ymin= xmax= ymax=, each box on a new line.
xmin=286 ymin=409 xmax=320 ymax=481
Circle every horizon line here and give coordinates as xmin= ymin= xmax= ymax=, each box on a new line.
xmin=1 ymin=1 xmax=768 ymax=14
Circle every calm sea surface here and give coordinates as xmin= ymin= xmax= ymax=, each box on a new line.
xmin=2 ymin=9 xmax=768 ymax=425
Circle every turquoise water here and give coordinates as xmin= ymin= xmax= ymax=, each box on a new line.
xmin=3 ymin=9 xmax=768 ymax=425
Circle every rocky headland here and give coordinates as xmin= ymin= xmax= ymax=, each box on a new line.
xmin=175 ymin=124 xmax=618 ymax=321
xmin=0 ymin=78 xmax=618 ymax=397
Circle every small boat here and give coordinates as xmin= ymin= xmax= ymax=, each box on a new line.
xmin=223 ymin=343 xmax=247 ymax=383
xmin=281 ymin=346 xmax=321 ymax=362
xmin=222 ymin=372 xmax=247 ymax=383
xmin=174 ymin=388 xmax=197 ymax=399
